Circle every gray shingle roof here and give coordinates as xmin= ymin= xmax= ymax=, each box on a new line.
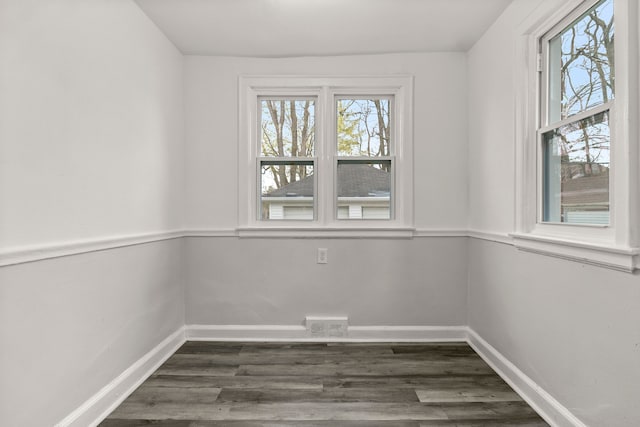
xmin=561 ymin=172 xmax=609 ymax=206
xmin=264 ymin=164 xmax=390 ymax=197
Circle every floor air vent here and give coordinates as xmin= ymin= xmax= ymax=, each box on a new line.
xmin=305 ymin=316 xmax=348 ymax=338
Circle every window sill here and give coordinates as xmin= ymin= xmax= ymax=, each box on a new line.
xmin=510 ymin=232 xmax=639 ymax=272
xmin=236 ymin=226 xmax=415 ymax=239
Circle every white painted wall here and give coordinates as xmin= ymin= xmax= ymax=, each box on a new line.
xmin=0 ymin=0 xmax=185 ymax=425
xmin=0 ymin=0 xmax=184 ymax=251
xmin=184 ymin=53 xmax=468 ymax=231
xmin=467 ymin=1 xmax=640 ymax=425
xmin=183 ymin=53 xmax=469 ymax=327
xmin=467 ymin=0 xmax=534 ymax=235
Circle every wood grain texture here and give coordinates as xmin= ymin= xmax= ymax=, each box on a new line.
xmin=100 ymin=342 xmax=549 ymax=426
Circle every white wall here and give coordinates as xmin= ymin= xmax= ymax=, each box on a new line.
xmin=184 ymin=53 xmax=468 ymax=231
xmin=467 ymin=1 xmax=524 ymax=235
xmin=467 ymin=1 xmax=640 ymax=425
xmin=0 ymin=0 xmax=185 ymax=425
xmin=0 ymin=0 xmax=184 ymax=251
xmin=183 ymin=53 xmax=469 ymax=327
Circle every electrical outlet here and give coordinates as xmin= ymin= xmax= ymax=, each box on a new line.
xmin=317 ymin=248 xmax=328 ymax=264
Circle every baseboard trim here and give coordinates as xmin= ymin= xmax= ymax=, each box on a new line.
xmin=185 ymin=324 xmax=468 ymax=342
xmin=466 ymin=328 xmax=586 ymax=427
xmin=186 ymin=324 xmax=308 ymax=341
xmin=55 ymin=327 xmax=186 ymax=427
xmin=348 ymin=325 xmax=468 ymax=341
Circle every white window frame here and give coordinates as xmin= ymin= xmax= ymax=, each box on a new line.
xmin=513 ymin=0 xmax=639 ymax=271
xmin=238 ymin=75 xmax=414 ymax=238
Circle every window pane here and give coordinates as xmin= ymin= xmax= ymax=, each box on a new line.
xmin=261 ymin=99 xmax=315 ymax=157
xmin=543 ymin=111 xmax=610 ymax=224
xmin=337 ymin=161 xmax=391 ymax=220
xmin=548 ymin=0 xmax=614 ymax=123
xmin=260 ymin=162 xmax=314 ymax=220
xmin=337 ymin=98 xmax=391 ymax=156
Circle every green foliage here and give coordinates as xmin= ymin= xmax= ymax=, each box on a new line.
xmin=337 ymin=100 xmax=363 ymax=156
xmin=337 ymin=99 xmax=390 ymax=157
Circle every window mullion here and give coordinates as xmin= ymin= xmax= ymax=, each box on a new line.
xmin=317 ymin=86 xmax=331 ymax=226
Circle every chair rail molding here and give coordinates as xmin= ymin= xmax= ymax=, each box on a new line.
xmin=0 ymin=230 xmax=184 ymax=267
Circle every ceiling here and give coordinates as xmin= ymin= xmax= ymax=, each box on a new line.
xmin=134 ymin=0 xmax=514 ymax=57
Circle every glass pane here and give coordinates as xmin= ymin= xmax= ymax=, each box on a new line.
xmin=543 ymin=111 xmax=610 ymax=224
xmin=337 ymin=161 xmax=391 ymax=220
xmin=548 ymin=0 xmax=614 ymax=123
xmin=337 ymin=99 xmax=391 ymax=156
xmin=260 ymin=162 xmax=314 ymax=220
xmin=261 ymin=99 xmax=315 ymax=157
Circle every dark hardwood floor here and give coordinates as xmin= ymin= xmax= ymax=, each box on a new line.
xmin=100 ymin=341 xmax=549 ymax=426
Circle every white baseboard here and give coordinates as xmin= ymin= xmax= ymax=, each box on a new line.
xmin=55 ymin=327 xmax=186 ymax=427
xmin=348 ymin=325 xmax=467 ymax=341
xmin=186 ymin=324 xmax=308 ymax=341
xmin=466 ymin=328 xmax=586 ymax=427
xmin=185 ymin=324 xmax=467 ymax=342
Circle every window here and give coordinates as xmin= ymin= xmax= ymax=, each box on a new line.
xmin=259 ymin=98 xmax=316 ymax=220
xmin=238 ymin=76 xmax=413 ymax=236
xmin=513 ymin=0 xmax=638 ymax=271
xmin=540 ymin=0 xmax=614 ymax=225
xmin=336 ymin=98 xmax=392 ymax=220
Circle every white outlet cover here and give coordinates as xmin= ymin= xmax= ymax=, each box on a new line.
xmin=317 ymin=248 xmax=328 ymax=264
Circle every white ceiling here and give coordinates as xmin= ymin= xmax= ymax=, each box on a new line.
xmin=134 ymin=0 xmax=514 ymax=57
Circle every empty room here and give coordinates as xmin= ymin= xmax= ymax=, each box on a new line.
xmin=1 ymin=0 xmax=639 ymax=425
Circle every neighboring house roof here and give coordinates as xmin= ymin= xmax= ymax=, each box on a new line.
xmin=561 ymin=171 xmax=609 ymax=206
xmin=264 ymin=164 xmax=390 ymax=198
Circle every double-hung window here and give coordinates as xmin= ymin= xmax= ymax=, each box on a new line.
xmin=514 ymin=0 xmax=639 ymax=271
xmin=336 ymin=97 xmax=393 ymax=220
xmin=540 ymin=0 xmax=614 ymax=225
xmin=259 ymin=98 xmax=316 ymax=221
xmin=238 ymin=76 xmax=413 ymax=236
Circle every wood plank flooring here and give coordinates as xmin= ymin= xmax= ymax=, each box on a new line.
xmin=100 ymin=342 xmax=549 ymax=426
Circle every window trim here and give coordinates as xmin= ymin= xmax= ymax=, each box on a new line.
xmin=512 ymin=0 xmax=639 ymax=271
xmin=238 ymin=75 xmax=414 ymax=237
